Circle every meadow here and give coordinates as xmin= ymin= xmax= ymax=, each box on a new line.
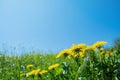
xmin=1 ymin=41 xmax=120 ymax=80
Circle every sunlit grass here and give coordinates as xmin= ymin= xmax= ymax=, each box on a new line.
xmin=1 ymin=41 xmax=120 ymax=80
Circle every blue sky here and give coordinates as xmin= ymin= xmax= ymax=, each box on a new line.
xmin=0 ymin=0 xmax=120 ymax=53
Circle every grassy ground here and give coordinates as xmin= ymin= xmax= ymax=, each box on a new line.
xmin=1 ymin=41 xmax=120 ymax=80
xmin=0 ymin=53 xmax=63 ymax=80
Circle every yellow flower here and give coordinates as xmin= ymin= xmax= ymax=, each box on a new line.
xmin=26 ymin=69 xmax=40 ymax=77
xmin=34 ymin=69 xmax=40 ymax=75
xmin=79 ymin=52 xmax=84 ymax=58
xmin=93 ymin=41 xmax=108 ymax=48
xmin=67 ymin=55 xmax=72 ymax=59
xmin=77 ymin=44 xmax=86 ymax=48
xmin=100 ymin=51 xmax=105 ymax=55
xmin=79 ymin=49 xmax=86 ymax=58
xmin=100 ymin=50 xmax=110 ymax=56
xmin=72 ymin=53 xmax=78 ymax=57
xmin=85 ymin=46 xmax=96 ymax=51
xmin=99 ymin=48 xmax=105 ymax=54
xmin=99 ymin=48 xmax=104 ymax=51
xmin=56 ymin=49 xmax=70 ymax=58
xmin=40 ymin=70 xmax=48 ymax=74
xmin=26 ymin=70 xmax=36 ymax=77
xmin=26 ymin=64 xmax=33 ymax=69
xmin=48 ymin=63 xmax=59 ymax=70
xmin=70 ymin=44 xmax=86 ymax=53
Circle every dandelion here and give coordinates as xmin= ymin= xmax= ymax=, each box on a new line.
xmin=93 ymin=41 xmax=108 ymax=48
xmin=77 ymin=44 xmax=86 ymax=48
xmin=67 ymin=55 xmax=72 ymax=59
xmin=40 ymin=70 xmax=48 ymax=74
xmin=99 ymin=48 xmax=104 ymax=52
xmin=26 ymin=69 xmax=40 ymax=77
xmin=71 ymin=52 xmax=78 ymax=58
xmin=70 ymin=44 xmax=86 ymax=54
xmin=48 ymin=63 xmax=59 ymax=70
xmin=26 ymin=64 xmax=33 ymax=69
xmin=79 ymin=52 xmax=84 ymax=58
xmin=56 ymin=49 xmax=70 ymax=58
xmin=34 ymin=69 xmax=40 ymax=75
xmin=26 ymin=70 xmax=36 ymax=77
xmin=85 ymin=46 xmax=96 ymax=51
xmin=100 ymin=49 xmax=110 ymax=56
xmin=79 ymin=49 xmax=86 ymax=58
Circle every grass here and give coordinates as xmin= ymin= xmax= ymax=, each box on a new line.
xmin=1 ymin=41 xmax=120 ymax=80
xmin=0 ymin=53 xmax=61 ymax=79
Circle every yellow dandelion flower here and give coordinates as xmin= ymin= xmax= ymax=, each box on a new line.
xmin=73 ymin=54 xmax=78 ymax=57
xmin=100 ymin=50 xmax=109 ymax=56
xmin=26 ymin=70 xmax=36 ymax=77
xmin=67 ymin=55 xmax=72 ymax=59
xmin=99 ymin=48 xmax=105 ymax=55
xmin=99 ymin=48 xmax=104 ymax=51
xmin=85 ymin=46 xmax=96 ymax=51
xmin=77 ymin=44 xmax=86 ymax=48
xmin=70 ymin=43 xmax=86 ymax=54
xmin=79 ymin=52 xmax=85 ymax=58
xmin=48 ymin=63 xmax=59 ymax=70
xmin=100 ymin=51 xmax=105 ymax=55
xmin=79 ymin=49 xmax=86 ymax=58
xmin=40 ymin=70 xmax=48 ymax=74
xmin=100 ymin=48 xmax=105 ymax=55
xmin=93 ymin=41 xmax=108 ymax=48
xmin=34 ymin=69 xmax=40 ymax=75
xmin=26 ymin=69 xmax=40 ymax=77
xmin=56 ymin=49 xmax=70 ymax=58
xmin=26 ymin=64 xmax=33 ymax=69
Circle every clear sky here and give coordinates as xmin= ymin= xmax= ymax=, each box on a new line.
xmin=0 ymin=0 xmax=120 ymax=53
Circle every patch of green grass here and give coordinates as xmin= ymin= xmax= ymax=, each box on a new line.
xmin=1 ymin=41 xmax=120 ymax=80
xmin=0 ymin=52 xmax=68 ymax=80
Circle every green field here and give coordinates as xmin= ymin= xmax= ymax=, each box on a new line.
xmin=1 ymin=41 xmax=120 ymax=80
